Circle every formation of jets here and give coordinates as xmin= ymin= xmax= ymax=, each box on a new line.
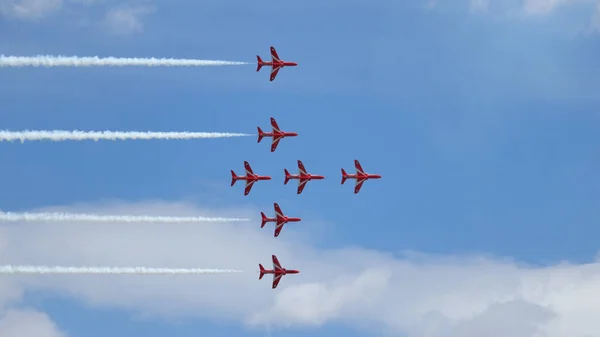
xmin=248 ymin=48 xmax=381 ymax=289
xmin=230 ymin=155 xmax=380 ymax=196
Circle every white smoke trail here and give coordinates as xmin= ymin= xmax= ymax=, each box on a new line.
xmin=0 ymin=130 xmax=251 ymax=143
xmin=0 ymin=266 xmax=243 ymax=275
xmin=0 ymin=211 xmax=250 ymax=223
xmin=0 ymin=55 xmax=248 ymax=67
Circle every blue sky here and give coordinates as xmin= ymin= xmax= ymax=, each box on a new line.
xmin=1 ymin=0 xmax=600 ymax=336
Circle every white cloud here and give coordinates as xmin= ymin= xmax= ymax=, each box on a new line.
xmin=461 ymin=0 xmax=600 ymax=17
xmin=103 ymin=5 xmax=155 ymax=34
xmin=462 ymin=0 xmax=600 ymax=35
xmin=0 ymin=309 xmax=65 ymax=337
xmin=519 ymin=0 xmax=600 ymax=36
xmin=522 ymin=0 xmax=580 ymax=15
xmin=0 ymin=0 xmax=153 ymax=34
xmin=68 ymin=0 xmax=95 ymax=4
xmin=470 ymin=0 xmax=489 ymax=13
xmin=590 ymin=1 xmax=600 ymax=31
xmin=0 ymin=0 xmax=62 ymax=20
xmin=0 ymin=200 xmax=600 ymax=336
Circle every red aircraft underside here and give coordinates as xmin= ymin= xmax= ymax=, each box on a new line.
xmin=284 ymin=160 xmax=325 ymax=194
xmin=256 ymin=46 xmax=298 ymax=81
xmin=341 ymin=160 xmax=383 ymax=194
xmin=257 ymin=117 xmax=298 ymax=152
xmin=260 ymin=202 xmax=302 ymax=237
xmin=259 ymin=255 xmax=299 ymax=289
xmin=230 ymin=161 xmax=272 ymax=195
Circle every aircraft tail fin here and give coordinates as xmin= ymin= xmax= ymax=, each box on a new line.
xmin=259 ymin=264 xmax=265 ymax=279
xmin=260 ymin=212 xmax=268 ymax=228
xmin=230 ymin=170 xmax=238 ymax=186
xmin=284 ymin=169 xmax=291 ymax=185
xmin=341 ymin=168 xmax=347 ymax=184
xmin=256 ymin=56 xmax=263 ymax=72
xmin=257 ymin=127 xmax=264 ymax=143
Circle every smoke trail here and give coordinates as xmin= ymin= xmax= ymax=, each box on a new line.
xmin=0 ymin=130 xmax=251 ymax=143
xmin=0 ymin=266 xmax=243 ymax=275
xmin=0 ymin=211 xmax=250 ymax=223
xmin=0 ymin=55 xmax=248 ymax=67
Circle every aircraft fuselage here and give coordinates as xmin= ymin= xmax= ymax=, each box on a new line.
xmin=261 ymin=131 xmax=298 ymax=138
xmin=262 ymin=269 xmax=300 ymax=276
xmin=346 ymin=174 xmax=382 ymax=180
xmin=288 ymin=174 xmax=325 ymax=180
xmin=236 ymin=175 xmax=271 ymax=181
xmin=261 ymin=61 xmax=298 ymax=67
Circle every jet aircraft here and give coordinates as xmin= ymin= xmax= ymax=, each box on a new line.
xmin=259 ymin=255 xmax=299 ymax=289
xmin=341 ymin=160 xmax=382 ymax=194
xmin=257 ymin=117 xmax=298 ymax=152
xmin=260 ymin=203 xmax=302 ymax=237
xmin=284 ymin=160 xmax=325 ymax=194
xmin=256 ymin=46 xmax=298 ymax=81
xmin=230 ymin=161 xmax=271 ymax=195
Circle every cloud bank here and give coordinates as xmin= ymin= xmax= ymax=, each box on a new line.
xmin=0 ymin=200 xmax=599 ymax=336
xmin=2 ymin=0 xmax=598 ymax=27
xmin=0 ymin=0 xmax=154 ymax=34
xmin=103 ymin=4 xmax=155 ymax=34
xmin=521 ymin=0 xmax=593 ymax=15
xmin=0 ymin=0 xmax=62 ymax=20
xmin=0 ymin=310 xmax=65 ymax=337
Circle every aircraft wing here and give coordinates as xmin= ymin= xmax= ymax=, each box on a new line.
xmin=272 ymin=255 xmax=283 ymax=270
xmin=270 ymin=46 xmax=281 ymax=62
xmin=274 ymin=203 xmax=284 ymax=218
xmin=244 ymin=161 xmax=254 ymax=175
xmin=354 ymin=177 xmax=366 ymax=194
xmin=270 ymin=117 xmax=281 ymax=132
xmin=297 ymin=178 xmax=308 ymax=194
xmin=271 ymin=255 xmax=284 ymax=288
xmin=274 ymin=221 xmax=285 ymax=237
xmin=298 ymin=160 xmax=307 ymax=175
xmin=270 ymin=65 xmax=282 ymax=82
xmin=244 ymin=180 xmax=255 ymax=196
xmin=272 ymin=273 xmax=283 ymax=289
xmin=271 ymin=136 xmax=282 ymax=152
xmin=354 ymin=160 xmax=365 ymax=175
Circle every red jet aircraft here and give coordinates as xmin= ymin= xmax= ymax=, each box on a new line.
xmin=256 ymin=46 xmax=298 ymax=81
xmin=230 ymin=161 xmax=272 ymax=196
xmin=284 ymin=160 xmax=325 ymax=194
xmin=341 ymin=160 xmax=382 ymax=194
xmin=259 ymin=255 xmax=299 ymax=289
xmin=257 ymin=117 xmax=298 ymax=152
xmin=260 ymin=203 xmax=302 ymax=237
